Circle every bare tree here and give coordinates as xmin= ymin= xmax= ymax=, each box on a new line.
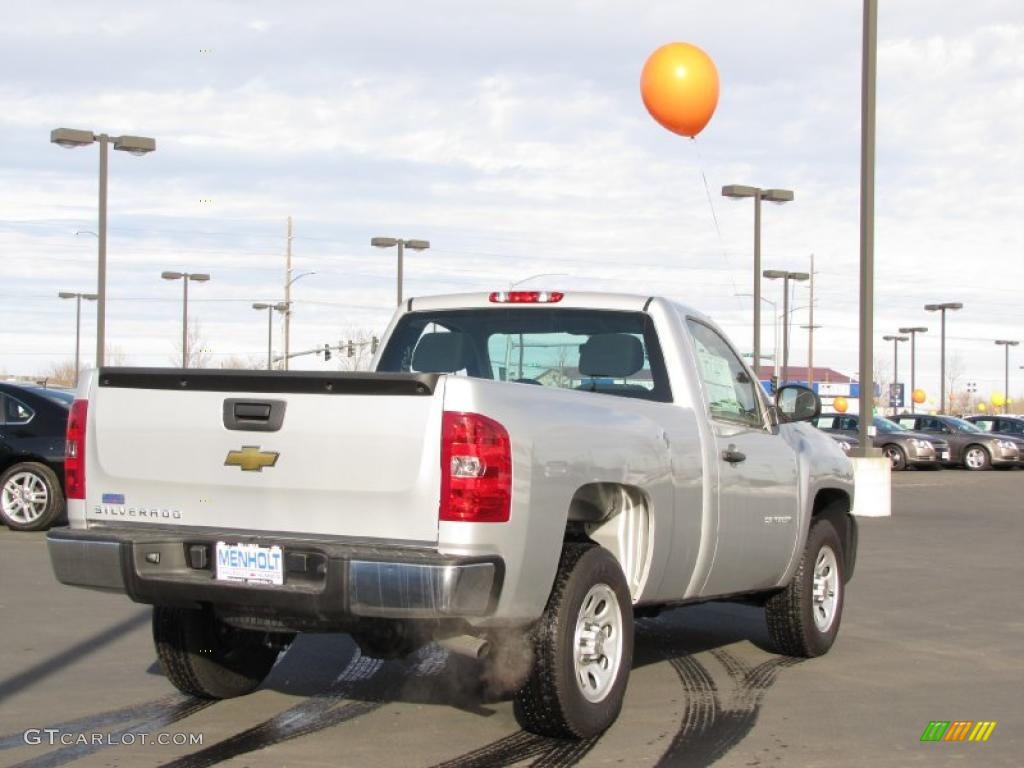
xmin=944 ymin=352 xmax=966 ymax=414
xmin=334 ymin=327 xmax=378 ymax=372
xmin=170 ymin=322 xmax=212 ymax=369
xmin=218 ymin=354 xmax=266 ymax=370
xmin=45 ymin=360 xmax=78 ymax=387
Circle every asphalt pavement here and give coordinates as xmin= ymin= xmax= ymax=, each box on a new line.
xmin=0 ymin=470 xmax=1021 ymax=767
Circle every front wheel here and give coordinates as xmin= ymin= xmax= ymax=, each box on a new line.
xmin=882 ymin=444 xmax=907 ymax=471
xmin=765 ymin=517 xmax=845 ymax=658
xmin=962 ymin=445 xmax=991 ymax=471
xmin=514 ymin=544 xmax=634 ymax=738
xmin=153 ymin=606 xmax=282 ymax=699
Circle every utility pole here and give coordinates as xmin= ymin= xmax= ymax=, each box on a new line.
xmin=807 ymin=254 xmax=815 ymax=387
xmin=284 ymin=216 xmax=293 ymax=371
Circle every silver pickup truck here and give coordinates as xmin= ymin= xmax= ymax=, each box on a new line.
xmin=48 ymin=290 xmax=856 ymax=738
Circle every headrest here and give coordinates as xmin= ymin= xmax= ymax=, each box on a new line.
xmin=412 ymin=332 xmax=468 ymax=373
xmin=578 ymin=333 xmax=644 ymax=378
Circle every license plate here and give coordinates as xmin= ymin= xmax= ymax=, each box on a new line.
xmin=215 ymin=542 xmax=284 ymax=585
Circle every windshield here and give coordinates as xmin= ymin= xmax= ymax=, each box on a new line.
xmin=873 ymin=416 xmax=907 ymax=433
xmin=947 ymin=417 xmax=982 ymax=433
xmin=378 ymin=308 xmax=672 ymax=402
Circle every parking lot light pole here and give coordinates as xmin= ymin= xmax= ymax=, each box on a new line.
xmin=924 ymin=302 xmax=963 ymax=413
xmin=722 ymin=185 xmax=794 ymax=374
xmin=253 ymin=302 xmax=288 ymax=370
xmin=762 ymin=270 xmax=809 ymax=385
xmin=58 ymin=291 xmax=98 ymax=387
xmin=882 ymin=335 xmax=908 ymax=413
xmin=995 ymin=340 xmax=1019 ymax=414
xmin=51 ymin=128 xmax=156 ymax=367
xmin=898 ymin=326 xmax=928 ymax=412
xmin=371 ymin=237 xmax=430 ymax=306
xmin=162 ymin=272 xmax=211 ymax=368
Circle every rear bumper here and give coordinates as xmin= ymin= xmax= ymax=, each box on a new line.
xmin=47 ymin=526 xmax=502 ymax=626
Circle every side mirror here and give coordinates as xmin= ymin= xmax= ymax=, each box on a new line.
xmin=775 ymin=384 xmax=821 ymax=423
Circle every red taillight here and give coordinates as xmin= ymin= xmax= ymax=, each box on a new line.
xmin=65 ymin=399 xmax=88 ymax=500
xmin=489 ymin=291 xmax=564 ymax=304
xmin=440 ymin=411 xmax=511 ymax=523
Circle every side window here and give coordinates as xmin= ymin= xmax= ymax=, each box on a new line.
xmin=813 ymin=416 xmax=835 ymax=429
xmin=895 ymin=417 xmax=917 ymax=429
xmin=686 ymin=319 xmax=762 ymax=428
xmin=3 ymin=396 xmax=34 ymax=425
xmin=838 ymin=416 xmax=858 ymax=431
xmin=973 ymin=419 xmax=995 ymax=432
xmin=1005 ymin=420 xmax=1024 ymax=435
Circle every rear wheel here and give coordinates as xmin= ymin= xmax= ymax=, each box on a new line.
xmin=882 ymin=444 xmax=907 ymax=471
xmin=514 ymin=544 xmax=633 ymax=738
xmin=0 ymin=462 xmax=64 ymax=531
xmin=153 ymin=606 xmax=282 ymax=699
xmin=765 ymin=517 xmax=845 ymax=658
xmin=963 ymin=445 xmax=991 ymax=471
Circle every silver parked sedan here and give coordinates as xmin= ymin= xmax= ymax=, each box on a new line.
xmin=891 ymin=414 xmax=1021 ymax=470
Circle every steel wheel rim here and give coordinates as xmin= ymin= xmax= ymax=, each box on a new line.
xmin=573 ymin=583 xmax=623 ymax=703
xmin=965 ymin=448 xmax=985 ymax=469
xmin=811 ymin=545 xmax=840 ymax=633
xmin=1 ymin=471 xmax=49 ymax=524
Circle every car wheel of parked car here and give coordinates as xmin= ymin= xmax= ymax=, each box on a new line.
xmin=962 ymin=445 xmax=991 ymax=471
xmin=153 ymin=606 xmax=281 ymax=699
xmin=0 ymin=462 xmax=64 ymax=532
xmin=882 ymin=444 xmax=907 ymax=471
xmin=765 ymin=516 xmax=845 ymax=658
xmin=514 ymin=543 xmax=634 ymax=738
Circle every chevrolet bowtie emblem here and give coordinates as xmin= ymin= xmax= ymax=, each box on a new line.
xmin=224 ymin=446 xmax=279 ymax=472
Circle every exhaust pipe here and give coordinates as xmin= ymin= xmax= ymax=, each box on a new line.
xmin=438 ymin=634 xmax=491 ymax=660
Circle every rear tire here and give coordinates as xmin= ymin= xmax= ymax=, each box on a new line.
xmin=514 ymin=544 xmax=633 ymax=738
xmin=962 ymin=445 xmax=991 ymax=471
xmin=0 ymin=462 xmax=64 ymax=531
xmin=765 ymin=517 xmax=845 ymax=658
xmin=153 ymin=606 xmax=281 ymax=699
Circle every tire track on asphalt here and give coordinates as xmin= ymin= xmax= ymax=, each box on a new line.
xmin=7 ymin=694 xmax=215 ymax=768
xmin=157 ymin=645 xmax=448 ymax=768
xmin=429 ymin=730 xmax=600 ymax=768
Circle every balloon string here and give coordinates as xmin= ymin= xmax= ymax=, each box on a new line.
xmin=689 ymin=138 xmax=744 ymax=310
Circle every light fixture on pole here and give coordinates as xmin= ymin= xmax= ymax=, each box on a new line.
xmin=51 ymin=128 xmax=156 ymax=367
xmin=371 ymin=237 xmax=430 ymax=306
xmin=253 ymin=302 xmax=288 ymax=370
xmin=735 ymin=293 xmax=780 ymax=383
xmin=722 ymin=185 xmax=794 ymax=374
xmin=924 ymin=302 xmax=963 ymax=413
xmin=762 ymin=269 xmax=809 ymax=385
xmin=162 ymin=272 xmax=211 ymax=368
xmin=995 ymin=340 xmax=1019 ymax=414
xmin=58 ymin=291 xmax=98 ymax=387
xmin=898 ymin=326 xmax=928 ymax=412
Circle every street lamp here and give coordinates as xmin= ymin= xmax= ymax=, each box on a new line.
xmin=371 ymin=237 xmax=430 ymax=306
xmin=924 ymin=302 xmax=963 ymax=413
xmin=51 ymin=127 xmax=156 ymax=367
xmin=58 ymin=291 xmax=97 ymax=387
xmin=898 ymin=326 xmax=928 ymax=412
xmin=283 ymin=270 xmax=317 ymax=371
xmin=253 ymin=302 xmax=288 ymax=370
xmin=735 ymin=293 xmax=780 ymax=382
xmin=995 ymin=340 xmax=1019 ymax=414
xmin=722 ymin=185 xmax=794 ymax=374
xmin=882 ymin=335 xmax=908 ymax=413
xmin=162 ymin=272 xmax=211 ymax=368
xmin=763 ymin=269 xmax=809 ymax=384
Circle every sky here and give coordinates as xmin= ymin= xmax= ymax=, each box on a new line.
xmin=1 ymin=0 xmax=1022 ymax=406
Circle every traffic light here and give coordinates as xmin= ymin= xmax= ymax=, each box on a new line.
xmin=371 ymin=336 xmax=379 ymax=353
xmin=324 ymin=344 xmax=331 ymax=361
xmin=347 ymin=341 xmax=355 ymax=357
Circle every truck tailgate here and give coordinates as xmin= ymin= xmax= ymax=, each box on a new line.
xmin=85 ymin=370 xmax=443 ymax=542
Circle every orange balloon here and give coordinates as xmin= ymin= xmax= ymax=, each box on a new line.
xmin=992 ymin=393 xmax=1006 ymax=407
xmin=912 ymin=388 xmax=926 ymax=405
xmin=834 ymin=396 xmax=849 ymax=413
xmin=977 ymin=402 xmax=987 ymax=412
xmin=641 ymin=42 xmax=720 ymax=138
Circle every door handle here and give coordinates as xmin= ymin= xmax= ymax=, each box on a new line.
xmin=721 ymin=445 xmax=746 ymax=464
